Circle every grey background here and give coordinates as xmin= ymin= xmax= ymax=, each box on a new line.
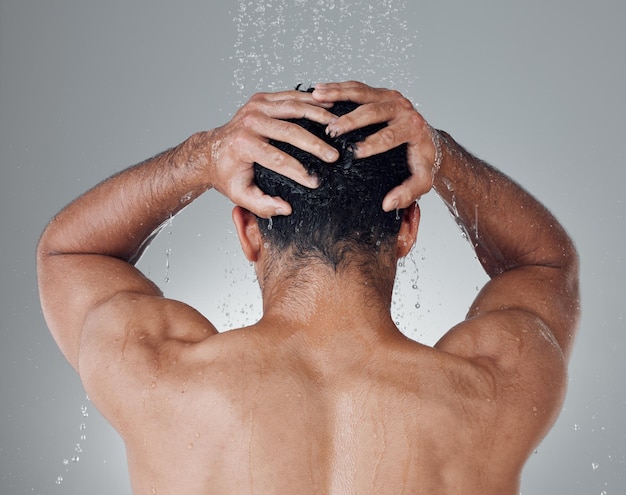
xmin=1 ymin=0 xmax=624 ymax=493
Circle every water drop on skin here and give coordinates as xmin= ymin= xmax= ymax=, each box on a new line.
xmin=267 ymin=217 xmax=273 ymax=230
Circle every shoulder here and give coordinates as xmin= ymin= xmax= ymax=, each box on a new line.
xmin=434 ymin=308 xmax=568 ymax=454
xmin=77 ymin=292 xmax=218 ymax=421
xmin=436 ymin=308 xmax=567 ymax=389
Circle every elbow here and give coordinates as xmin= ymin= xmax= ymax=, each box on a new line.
xmin=560 ymin=236 xmax=580 ymax=296
xmin=36 ymin=218 xmax=66 ymax=280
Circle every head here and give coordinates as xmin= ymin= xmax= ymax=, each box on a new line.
xmin=233 ymin=90 xmax=419 ymax=289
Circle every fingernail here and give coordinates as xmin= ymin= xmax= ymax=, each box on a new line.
xmin=326 ymin=126 xmax=340 ymax=139
xmin=326 ymin=149 xmax=339 ymax=162
xmin=383 ymin=198 xmax=399 ymax=212
xmin=308 ymin=174 xmax=319 ymax=188
xmin=275 ymin=206 xmax=289 ymax=216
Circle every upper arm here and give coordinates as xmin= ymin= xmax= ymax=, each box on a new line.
xmin=465 ymin=262 xmax=579 ymax=360
xmin=37 ymin=249 xmax=163 ymax=371
xmin=433 ymin=263 xmax=579 ymax=456
xmin=435 ymin=262 xmax=579 ymax=413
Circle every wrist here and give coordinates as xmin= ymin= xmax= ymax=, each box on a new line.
xmin=427 ymin=125 xmax=443 ymax=177
xmin=170 ymin=131 xmax=214 ymax=191
xmin=430 ymin=130 xmax=465 ymax=193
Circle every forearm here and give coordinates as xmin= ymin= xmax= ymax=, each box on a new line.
xmin=432 ymin=130 xmax=578 ymax=277
xmin=38 ymin=132 xmax=212 ymax=263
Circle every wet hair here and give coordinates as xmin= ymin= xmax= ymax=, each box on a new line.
xmin=253 ymin=91 xmax=410 ymax=269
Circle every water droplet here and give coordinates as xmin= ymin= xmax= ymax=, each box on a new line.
xmin=79 ymin=423 xmax=86 ymax=431
xmin=414 ymin=302 xmax=420 ymax=309
xmin=81 ymin=405 xmax=89 ymax=417
xmin=592 ymin=462 xmax=599 ymax=470
xmin=71 ymin=456 xmax=80 ymax=463
xmin=75 ymin=443 xmax=82 ymax=453
xmin=267 ymin=217 xmax=273 ymax=230
xmin=164 ymin=248 xmax=172 ymax=283
xmin=574 ymin=424 xmax=580 ymax=431
xmin=62 ymin=459 xmax=69 ymax=466
xmin=55 ymin=476 xmax=63 ymax=485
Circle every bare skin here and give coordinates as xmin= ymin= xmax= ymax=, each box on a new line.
xmin=37 ymin=82 xmax=579 ymax=494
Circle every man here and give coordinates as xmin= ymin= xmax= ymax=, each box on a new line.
xmin=37 ymin=81 xmax=579 ymax=494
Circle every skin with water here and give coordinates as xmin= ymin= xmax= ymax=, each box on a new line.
xmin=36 ymin=83 xmax=579 ymax=494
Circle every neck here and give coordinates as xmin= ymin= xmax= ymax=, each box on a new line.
xmin=257 ymin=253 xmax=400 ymax=342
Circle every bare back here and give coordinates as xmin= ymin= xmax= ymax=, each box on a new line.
xmin=79 ymin=297 xmax=563 ymax=495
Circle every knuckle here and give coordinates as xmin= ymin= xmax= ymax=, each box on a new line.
xmin=228 ymin=129 xmax=246 ymax=147
xmin=260 ymin=142 xmax=286 ymax=168
xmin=380 ymin=128 xmax=396 ymax=146
xmin=248 ymin=92 xmax=267 ymax=103
xmin=407 ymin=112 xmax=423 ymax=128
xmin=397 ymin=95 xmax=414 ymax=110
xmin=339 ymin=112 xmax=356 ymax=128
xmin=271 ymin=150 xmax=287 ymax=167
xmin=240 ymin=110 xmax=259 ymax=128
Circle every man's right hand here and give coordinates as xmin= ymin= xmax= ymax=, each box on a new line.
xmin=199 ymin=89 xmax=339 ymax=218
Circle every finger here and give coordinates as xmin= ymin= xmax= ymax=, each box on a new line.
xmin=323 ymin=99 xmax=401 ymax=138
xmin=382 ymin=172 xmax=433 ymax=211
xmin=326 ymin=95 xmax=415 ymax=139
xmin=257 ymin=97 xmax=338 ymax=126
xmin=311 ymin=81 xmax=376 ymax=103
xmin=231 ymin=183 xmax=293 ymax=219
xmin=253 ymin=90 xmax=335 ymax=110
xmin=246 ymin=113 xmax=339 ymax=164
xmin=351 ymin=119 xmax=415 ymax=159
xmin=237 ymin=139 xmax=317 ymax=189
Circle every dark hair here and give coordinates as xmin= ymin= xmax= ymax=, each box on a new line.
xmin=254 ymin=94 xmax=409 ymax=269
